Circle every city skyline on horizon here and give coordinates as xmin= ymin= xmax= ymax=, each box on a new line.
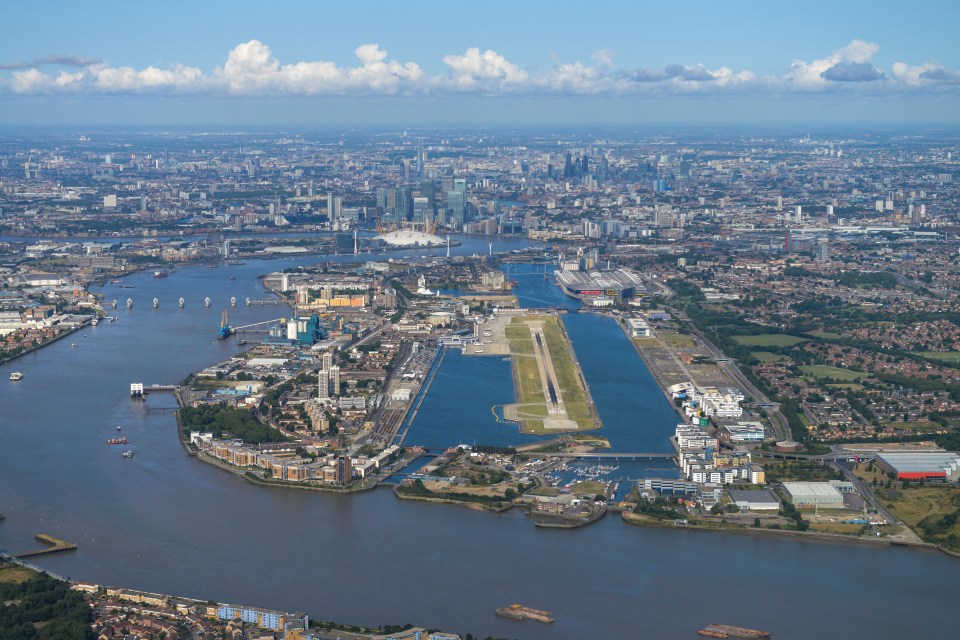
xmin=2 ymin=0 xmax=959 ymax=125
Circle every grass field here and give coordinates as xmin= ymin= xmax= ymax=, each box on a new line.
xmin=732 ymin=334 xmax=807 ymax=347
xmin=528 ymin=485 xmax=560 ymax=497
xmin=0 ymin=563 xmax=37 ymax=584
xmin=799 ymin=365 xmax=865 ymax=381
xmin=752 ymin=351 xmax=790 ymax=363
xmin=913 ymin=351 xmax=960 ymax=364
xmin=884 ymin=421 xmax=945 ymax=432
xmin=827 ymin=383 xmax=864 ymax=391
xmin=570 ymin=481 xmax=606 ymax=496
xmin=661 ymin=332 xmax=696 ymax=348
xmin=570 ymin=434 xmax=612 ymax=448
xmin=884 ymin=486 xmax=960 ymax=550
xmin=809 ymin=331 xmax=844 ymax=340
xmin=633 ymin=338 xmax=660 ymax=348
xmin=505 ymin=324 xmax=535 ymax=354
xmin=515 ymin=356 xmax=544 ymax=403
xmin=808 ymin=522 xmax=867 ymax=535
xmin=850 ymin=462 xmax=891 ymax=485
xmin=516 ymin=403 xmax=548 ymax=417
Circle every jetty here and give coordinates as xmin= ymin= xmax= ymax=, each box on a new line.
xmin=14 ymin=534 xmax=78 ymax=558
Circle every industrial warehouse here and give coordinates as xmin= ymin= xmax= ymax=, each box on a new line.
xmin=554 ymin=267 xmax=646 ymax=301
xmin=874 ymin=451 xmax=960 ymax=481
xmin=782 ymin=482 xmax=852 ymax=509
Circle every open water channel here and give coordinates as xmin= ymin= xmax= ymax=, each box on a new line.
xmin=1 ymin=236 xmax=958 ymax=639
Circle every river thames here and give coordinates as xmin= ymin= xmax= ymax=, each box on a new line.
xmin=1 ymin=236 xmax=958 ymax=639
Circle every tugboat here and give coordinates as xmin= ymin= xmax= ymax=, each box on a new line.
xmin=9 ymin=372 xmax=23 ymax=381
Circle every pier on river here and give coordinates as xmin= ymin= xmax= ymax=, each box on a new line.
xmin=14 ymin=534 xmax=77 ymax=558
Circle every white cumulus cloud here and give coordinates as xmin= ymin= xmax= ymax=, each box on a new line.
xmin=10 ymin=68 xmax=59 ymax=94
xmin=892 ymin=61 xmax=960 ymax=86
xmin=215 ymin=40 xmax=421 ymax=95
xmin=1 ymin=39 xmax=958 ymax=99
xmin=784 ymin=39 xmax=882 ymax=87
xmin=441 ymin=48 xmax=528 ymax=90
xmin=92 ymin=64 xmax=207 ymax=92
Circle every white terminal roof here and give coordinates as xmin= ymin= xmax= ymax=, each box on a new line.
xmin=556 ymin=268 xmax=646 ymax=291
xmin=876 ymin=452 xmax=960 ymax=475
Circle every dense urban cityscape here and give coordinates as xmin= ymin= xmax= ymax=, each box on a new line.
xmin=3 ymin=1 xmax=960 ymax=639
xmin=2 ymin=125 xmax=960 ymax=639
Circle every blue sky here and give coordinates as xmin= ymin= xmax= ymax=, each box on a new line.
xmin=2 ymin=0 xmax=959 ymax=125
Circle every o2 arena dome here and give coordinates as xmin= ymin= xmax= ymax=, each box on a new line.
xmin=378 ymin=229 xmax=447 ymax=247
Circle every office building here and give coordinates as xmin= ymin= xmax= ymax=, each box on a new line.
xmin=447 ymin=190 xmax=466 ymax=226
xmin=412 ymin=197 xmax=432 ymax=226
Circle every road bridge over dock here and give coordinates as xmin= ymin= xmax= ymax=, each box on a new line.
xmin=530 ymin=452 xmax=677 ymax=461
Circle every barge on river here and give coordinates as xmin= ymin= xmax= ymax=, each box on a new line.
xmin=495 ymin=604 xmax=554 ymax=623
xmin=699 ymin=624 xmax=770 ymax=638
